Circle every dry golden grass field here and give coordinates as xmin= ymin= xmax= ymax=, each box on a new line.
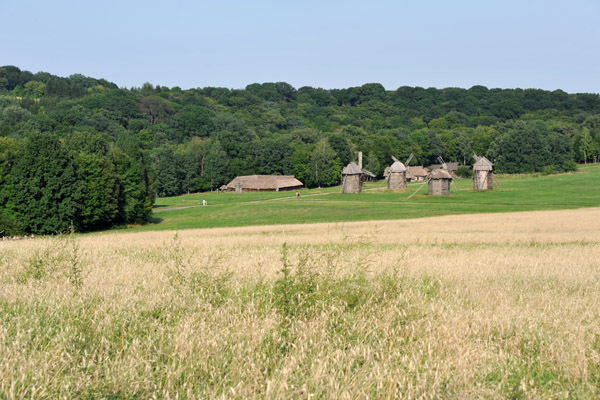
xmin=2 ymin=208 xmax=600 ymax=399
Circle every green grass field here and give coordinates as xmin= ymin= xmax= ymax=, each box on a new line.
xmin=125 ymin=164 xmax=600 ymax=232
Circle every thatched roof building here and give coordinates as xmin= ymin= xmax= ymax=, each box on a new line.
xmin=428 ymin=169 xmax=452 ymax=196
xmin=361 ymin=169 xmax=377 ymax=180
xmin=225 ymin=175 xmax=303 ymax=192
xmin=342 ymin=162 xmax=362 ymax=193
xmin=431 ymin=162 xmax=460 ymax=177
xmin=407 ymin=166 xmax=429 ymax=182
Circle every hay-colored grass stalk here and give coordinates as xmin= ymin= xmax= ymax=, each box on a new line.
xmin=1 ymin=208 xmax=600 ymax=398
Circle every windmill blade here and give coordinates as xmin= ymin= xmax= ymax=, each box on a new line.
xmin=381 ymin=173 xmax=390 ymax=188
xmin=437 ymin=156 xmax=448 ymax=169
xmin=405 ymin=153 xmax=414 ymax=166
xmin=391 ymin=155 xmax=399 ymax=163
xmin=378 ymin=175 xmax=389 ymax=190
xmin=406 ymin=178 xmax=429 ymax=200
xmin=473 ymin=153 xmax=480 ymax=162
xmin=492 ymin=173 xmax=501 ymax=187
xmin=450 ymin=179 xmax=458 ymax=193
xmin=437 ymin=156 xmax=448 ymax=171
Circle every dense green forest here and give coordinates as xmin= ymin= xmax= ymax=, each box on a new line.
xmin=1 ymin=65 xmax=600 ymax=234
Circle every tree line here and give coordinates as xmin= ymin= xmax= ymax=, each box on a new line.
xmin=1 ymin=65 xmax=599 ymax=234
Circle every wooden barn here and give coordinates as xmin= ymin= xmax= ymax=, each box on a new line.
xmin=342 ymin=162 xmax=363 ymax=193
xmin=225 ymin=175 xmax=303 ymax=192
xmin=428 ymin=169 xmax=452 ymax=196
xmin=473 ymin=155 xmax=494 ymax=190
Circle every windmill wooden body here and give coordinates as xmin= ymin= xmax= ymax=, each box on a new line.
xmin=473 ymin=154 xmax=494 ymax=190
xmin=406 ymin=156 xmax=454 ymax=199
xmin=387 ymin=156 xmax=407 ymax=190
xmin=428 ymin=158 xmax=452 ymax=196
xmin=341 ymin=162 xmax=363 ymax=193
xmin=428 ymin=169 xmax=452 ymax=195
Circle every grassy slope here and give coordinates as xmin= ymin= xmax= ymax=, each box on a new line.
xmin=126 ymin=164 xmax=600 ymax=232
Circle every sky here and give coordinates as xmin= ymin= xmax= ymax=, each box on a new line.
xmin=2 ymin=0 xmax=599 ymax=93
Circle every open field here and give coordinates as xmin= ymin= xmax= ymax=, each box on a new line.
xmin=136 ymin=164 xmax=600 ymax=232
xmin=2 ymin=207 xmax=600 ymax=398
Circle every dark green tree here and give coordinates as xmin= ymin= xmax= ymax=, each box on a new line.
xmin=364 ymin=152 xmax=381 ymax=176
xmin=113 ymin=134 xmax=154 ymax=223
xmin=72 ymin=152 xmax=120 ymax=229
xmin=2 ymin=132 xmax=84 ymax=234
xmin=152 ymin=145 xmax=183 ymax=197
xmin=328 ymin=134 xmax=352 ymax=165
xmin=309 ymin=139 xmax=341 ymax=188
xmin=489 ymin=121 xmax=551 ymax=173
xmin=203 ymin=140 xmax=230 ymax=190
xmin=139 ymin=95 xmax=174 ymax=124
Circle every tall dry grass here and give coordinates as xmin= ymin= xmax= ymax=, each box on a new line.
xmin=1 ymin=208 xmax=600 ymax=399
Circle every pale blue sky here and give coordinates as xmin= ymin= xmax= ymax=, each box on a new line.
xmin=2 ymin=0 xmax=599 ymax=93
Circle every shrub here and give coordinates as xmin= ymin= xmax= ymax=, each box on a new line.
xmin=562 ymin=160 xmax=578 ymax=172
xmin=455 ymin=165 xmax=473 ymax=178
xmin=541 ymin=164 xmax=557 ymax=175
xmin=0 ymin=212 xmax=23 ymax=236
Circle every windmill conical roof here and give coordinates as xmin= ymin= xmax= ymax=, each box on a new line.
xmin=389 ymin=160 xmax=407 ymax=173
xmin=430 ymin=169 xmax=452 ymax=180
xmin=473 ymin=156 xmax=493 ymax=170
xmin=342 ymin=162 xmax=362 ymax=175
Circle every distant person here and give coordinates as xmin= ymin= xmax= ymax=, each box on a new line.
xmin=202 ymin=199 xmax=207 ymax=206
xmin=295 ymin=191 xmax=300 ymax=197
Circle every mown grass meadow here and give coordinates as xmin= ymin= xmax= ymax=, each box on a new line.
xmin=139 ymin=164 xmax=600 ymax=232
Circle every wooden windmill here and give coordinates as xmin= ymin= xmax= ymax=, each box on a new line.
xmin=428 ymin=157 xmax=453 ymax=196
xmin=387 ymin=156 xmax=407 ymax=190
xmin=406 ymin=156 xmax=453 ymax=199
xmin=472 ymin=154 xmax=497 ymax=190
xmin=341 ymin=161 xmax=363 ymax=193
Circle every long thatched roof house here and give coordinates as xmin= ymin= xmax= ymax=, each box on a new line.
xmin=225 ymin=175 xmax=303 ymax=192
xmin=407 ymin=166 xmax=429 ymax=182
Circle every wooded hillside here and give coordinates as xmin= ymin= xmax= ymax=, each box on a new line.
xmin=1 ymin=65 xmax=599 ymax=234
